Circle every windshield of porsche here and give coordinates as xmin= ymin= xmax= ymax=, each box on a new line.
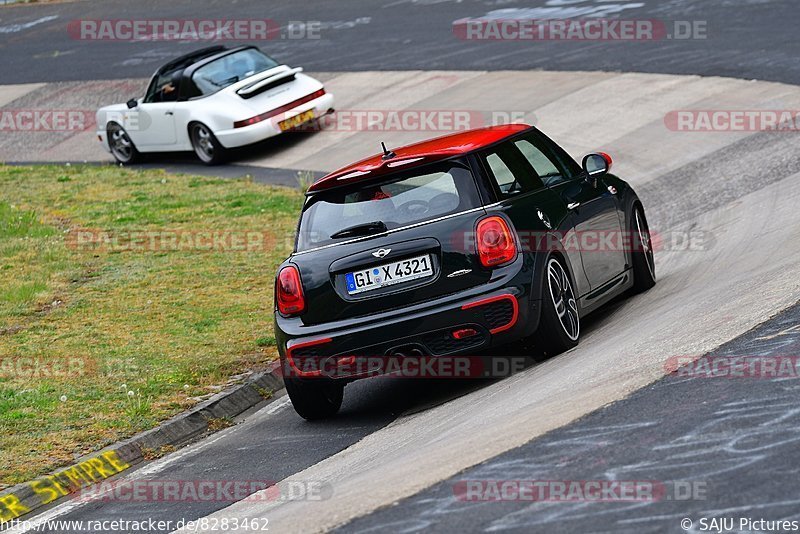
xmin=296 ymin=161 xmax=480 ymax=251
xmin=192 ymin=49 xmax=279 ymax=96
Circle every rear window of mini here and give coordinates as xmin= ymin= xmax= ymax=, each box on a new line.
xmin=296 ymin=159 xmax=481 ymax=251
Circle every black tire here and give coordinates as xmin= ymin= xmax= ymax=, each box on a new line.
xmin=189 ymin=122 xmax=226 ymax=165
xmin=533 ymin=256 xmax=580 ymax=357
xmin=284 ymin=377 xmax=344 ymax=420
xmin=630 ymin=204 xmax=656 ymax=293
xmin=107 ymin=123 xmax=140 ymax=164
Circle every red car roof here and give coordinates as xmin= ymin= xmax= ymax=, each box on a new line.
xmin=307 ymin=123 xmax=532 ymax=193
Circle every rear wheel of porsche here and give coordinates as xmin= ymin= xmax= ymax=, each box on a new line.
xmin=630 ymin=204 xmax=656 ymax=293
xmin=107 ymin=123 xmax=139 ymax=164
xmin=533 ymin=256 xmax=580 ymax=357
xmin=284 ymin=378 xmax=344 ymax=420
xmin=189 ymin=122 xmax=226 ymax=165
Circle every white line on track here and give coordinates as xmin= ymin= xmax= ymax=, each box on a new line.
xmin=265 ymin=396 xmax=291 ymax=415
xmin=0 ymin=15 xmax=58 ymax=34
xmin=5 ymin=394 xmax=291 ymax=533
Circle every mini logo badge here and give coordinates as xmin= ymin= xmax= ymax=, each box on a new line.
xmin=372 ymin=248 xmax=391 ymax=258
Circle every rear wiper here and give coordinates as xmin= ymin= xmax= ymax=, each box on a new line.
xmin=330 ymin=221 xmax=388 ymax=239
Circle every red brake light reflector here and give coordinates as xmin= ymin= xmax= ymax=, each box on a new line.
xmin=234 ymin=116 xmax=262 ymax=128
xmin=337 ymin=355 xmax=356 ymax=367
xmin=452 ymin=328 xmax=479 ymax=340
xmin=277 ymin=265 xmax=305 ymax=316
xmin=476 ymin=216 xmax=517 ymax=268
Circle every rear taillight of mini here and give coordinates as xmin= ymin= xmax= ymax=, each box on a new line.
xmin=476 ymin=216 xmax=517 ymax=268
xmin=276 ymin=265 xmax=305 ymax=316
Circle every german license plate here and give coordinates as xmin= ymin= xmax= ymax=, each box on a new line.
xmin=345 ymin=254 xmax=433 ymax=295
xmin=278 ymin=109 xmax=314 ymax=131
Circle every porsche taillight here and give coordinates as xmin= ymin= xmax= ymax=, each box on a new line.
xmin=476 ymin=216 xmax=517 ymax=268
xmin=233 ymin=89 xmax=326 ymax=128
xmin=276 ymin=265 xmax=305 ymax=316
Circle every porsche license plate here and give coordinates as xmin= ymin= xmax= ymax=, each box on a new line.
xmin=278 ymin=110 xmax=315 ymax=131
xmin=345 ymin=255 xmax=433 ymax=295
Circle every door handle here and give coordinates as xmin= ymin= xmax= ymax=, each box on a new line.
xmin=567 ymin=202 xmax=580 ymax=210
xmin=165 ymin=111 xmax=174 ymax=116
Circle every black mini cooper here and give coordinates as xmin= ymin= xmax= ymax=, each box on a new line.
xmin=274 ymin=124 xmax=655 ymax=419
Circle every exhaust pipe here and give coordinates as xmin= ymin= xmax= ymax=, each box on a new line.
xmin=388 ymin=346 xmax=426 ymax=358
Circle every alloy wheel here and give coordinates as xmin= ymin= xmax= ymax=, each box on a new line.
xmin=109 ymin=125 xmax=133 ymax=162
xmin=635 ymin=209 xmax=656 ymax=281
xmin=547 ymin=258 xmax=580 ymax=341
xmin=192 ymin=124 xmax=215 ymax=163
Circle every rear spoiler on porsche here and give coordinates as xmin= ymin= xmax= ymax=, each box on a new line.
xmin=236 ymin=67 xmax=304 ymax=99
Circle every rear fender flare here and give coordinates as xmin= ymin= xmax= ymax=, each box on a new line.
xmin=529 ymin=234 xmax=582 ymax=318
xmin=618 ymin=187 xmax=642 ymax=269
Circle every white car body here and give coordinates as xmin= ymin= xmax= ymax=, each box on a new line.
xmin=96 ymin=47 xmax=334 ymax=161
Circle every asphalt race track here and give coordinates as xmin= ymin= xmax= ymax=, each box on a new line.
xmin=1 ymin=0 xmax=800 ymax=85
xmin=2 ymin=1 xmax=800 ymax=533
xmin=338 ymin=301 xmax=800 ymax=533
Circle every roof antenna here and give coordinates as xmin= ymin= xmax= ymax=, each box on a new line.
xmin=381 ymin=142 xmax=396 ymax=161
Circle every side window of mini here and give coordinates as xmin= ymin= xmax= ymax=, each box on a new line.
xmin=538 ymin=132 xmax=583 ymax=181
xmin=512 ymin=136 xmax=572 ymax=187
xmin=480 ymin=142 xmax=545 ymax=200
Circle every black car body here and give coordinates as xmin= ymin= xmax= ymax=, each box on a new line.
xmin=274 ymin=124 xmax=656 ymax=419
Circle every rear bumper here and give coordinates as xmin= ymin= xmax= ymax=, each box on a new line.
xmin=276 ymin=285 xmax=540 ymax=381
xmin=215 ymin=92 xmax=335 ymax=149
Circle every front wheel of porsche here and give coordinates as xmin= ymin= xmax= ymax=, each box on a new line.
xmin=107 ymin=123 xmax=139 ymax=164
xmin=533 ymin=256 xmax=580 ymax=357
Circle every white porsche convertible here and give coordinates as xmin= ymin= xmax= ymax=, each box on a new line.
xmin=96 ymin=45 xmax=335 ymax=165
